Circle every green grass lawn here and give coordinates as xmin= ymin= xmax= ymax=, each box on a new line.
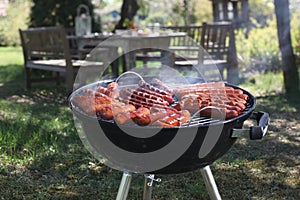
xmin=0 ymin=46 xmax=299 ymax=199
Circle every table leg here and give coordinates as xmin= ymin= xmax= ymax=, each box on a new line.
xmin=111 ymin=59 xmax=119 ymax=77
xmin=161 ymin=50 xmax=173 ymax=67
xmin=123 ymin=51 xmax=136 ymax=71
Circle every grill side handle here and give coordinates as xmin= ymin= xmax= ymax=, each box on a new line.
xmin=231 ymin=111 xmax=270 ymax=140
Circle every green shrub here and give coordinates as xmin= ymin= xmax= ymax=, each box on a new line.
xmin=291 ymin=12 xmax=300 ymax=61
xmin=236 ymin=10 xmax=300 ymax=73
xmin=236 ymin=17 xmax=281 ymax=72
xmin=0 ymin=0 xmax=31 ymax=46
xmin=29 ymin=0 xmax=100 ymax=32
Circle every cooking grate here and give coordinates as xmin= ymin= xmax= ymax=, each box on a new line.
xmin=181 ymin=102 xmax=253 ymax=127
xmin=183 ymin=117 xmax=222 ymax=127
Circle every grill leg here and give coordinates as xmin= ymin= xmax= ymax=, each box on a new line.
xmin=143 ymin=175 xmax=153 ymax=200
xmin=200 ymin=165 xmax=222 ymax=200
xmin=116 ymin=171 xmax=132 ymax=200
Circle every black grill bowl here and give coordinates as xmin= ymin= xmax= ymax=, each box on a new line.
xmin=69 ymin=79 xmax=256 ymax=174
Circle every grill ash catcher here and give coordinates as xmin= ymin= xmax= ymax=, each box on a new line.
xmin=68 ymin=36 xmax=269 ymax=199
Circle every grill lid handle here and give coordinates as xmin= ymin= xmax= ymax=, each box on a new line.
xmin=231 ymin=111 xmax=270 ymax=140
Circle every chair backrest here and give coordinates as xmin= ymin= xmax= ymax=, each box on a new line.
xmin=163 ymin=25 xmax=203 ymax=46
xmin=19 ymin=26 xmax=72 ymax=63
xmin=200 ymin=22 xmax=236 ymax=62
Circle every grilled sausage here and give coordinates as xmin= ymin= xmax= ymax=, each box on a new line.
xmin=151 ymin=120 xmax=176 ymax=128
xmin=177 ymin=110 xmax=191 ymax=124
xmin=199 ymin=107 xmax=239 ymax=119
xmin=107 ymin=82 xmax=118 ymax=91
xmin=107 ymin=82 xmax=120 ymax=99
xmin=132 ymin=107 xmax=151 ymax=126
xmin=210 ymin=102 xmax=242 ymax=113
xmin=114 ymin=107 xmax=151 ymax=126
xmin=97 ymin=106 xmax=114 ymax=120
xmin=96 ymin=85 xmax=109 ymax=95
xmin=152 ymin=109 xmax=191 ymax=127
xmin=96 ymin=82 xmax=120 ymax=99
xmin=112 ymin=104 xmax=136 ymax=116
xmin=128 ymin=100 xmax=179 ymax=113
xmin=114 ymin=111 xmax=132 ymax=125
xmin=121 ymin=88 xmax=169 ymax=106
xmin=72 ymin=96 xmax=96 ymax=115
xmin=158 ymin=114 xmax=180 ymax=126
xmin=136 ymin=87 xmax=174 ymax=103
xmin=149 ymin=109 xmax=176 ymax=124
xmin=151 ymin=78 xmax=174 ymax=95
xmin=139 ymin=80 xmax=171 ymax=96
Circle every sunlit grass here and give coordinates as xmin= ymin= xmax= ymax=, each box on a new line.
xmin=0 ymin=46 xmax=23 ymax=66
xmin=240 ymin=71 xmax=284 ymax=97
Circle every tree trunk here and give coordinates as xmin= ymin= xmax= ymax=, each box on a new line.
xmin=274 ymin=0 xmax=299 ymax=95
xmin=114 ymin=0 xmax=139 ymax=30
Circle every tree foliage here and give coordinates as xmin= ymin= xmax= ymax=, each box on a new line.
xmin=29 ymin=0 xmax=100 ymax=32
xmin=114 ymin=0 xmax=139 ymax=30
xmin=136 ymin=0 xmax=208 ymax=26
xmin=0 ymin=0 xmax=30 ymax=46
xmin=249 ymin=0 xmax=274 ymax=27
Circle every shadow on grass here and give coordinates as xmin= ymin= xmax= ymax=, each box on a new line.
xmin=0 ymin=64 xmax=69 ymax=104
xmin=0 ymin=64 xmax=131 ymax=199
xmin=0 ymin=64 xmax=115 ymax=199
xmin=214 ymin=93 xmax=300 ymax=199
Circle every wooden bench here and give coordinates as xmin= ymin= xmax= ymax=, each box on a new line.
xmin=19 ymin=26 xmax=107 ymax=92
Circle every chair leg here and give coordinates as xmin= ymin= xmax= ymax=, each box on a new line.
xmin=25 ymin=68 xmax=31 ymax=89
xmin=142 ymin=52 xmax=148 ymax=65
xmin=226 ymin=67 xmax=239 ymax=84
xmin=122 ymin=54 xmax=127 ymax=73
xmin=66 ymin=70 xmax=73 ymax=93
xmin=111 ymin=59 xmax=119 ymax=77
xmin=116 ymin=171 xmax=132 ymax=200
xmin=200 ymin=165 xmax=222 ymax=200
xmin=219 ymin=68 xmax=224 ymax=80
xmin=56 ymin=72 xmax=60 ymax=86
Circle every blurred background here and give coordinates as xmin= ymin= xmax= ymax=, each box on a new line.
xmin=0 ymin=0 xmax=299 ymax=84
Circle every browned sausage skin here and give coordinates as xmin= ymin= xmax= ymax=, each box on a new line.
xmin=72 ymin=79 xmax=249 ymax=125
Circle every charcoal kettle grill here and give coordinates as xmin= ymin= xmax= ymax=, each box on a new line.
xmin=69 ymin=32 xmax=269 ymax=199
xmin=69 ymin=72 xmax=269 ymax=200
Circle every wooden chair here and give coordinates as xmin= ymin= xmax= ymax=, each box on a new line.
xmin=135 ymin=49 xmax=164 ymax=66
xmin=135 ymin=25 xmax=203 ymax=67
xmin=171 ymin=22 xmax=238 ymax=83
xmin=163 ymin=25 xmax=202 ymax=45
xmin=200 ymin=22 xmax=238 ymax=82
xmin=65 ymin=27 xmax=82 ymax=60
xmin=167 ymin=25 xmax=204 ymax=74
xmin=19 ymin=26 xmax=107 ymax=92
